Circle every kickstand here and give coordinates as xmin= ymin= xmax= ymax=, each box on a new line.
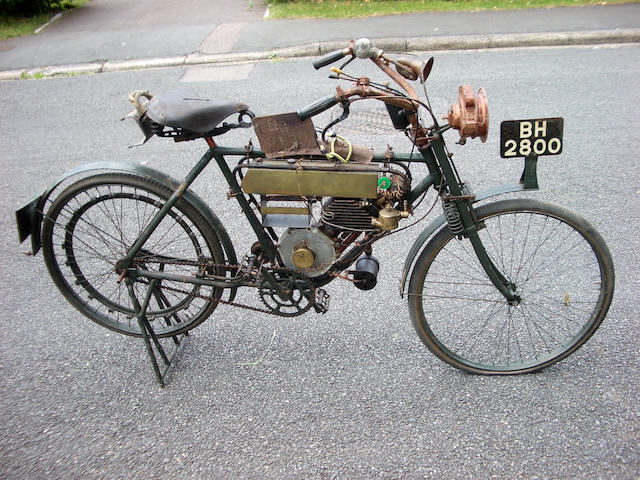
xmin=126 ymin=279 xmax=189 ymax=387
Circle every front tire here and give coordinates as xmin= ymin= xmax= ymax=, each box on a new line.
xmin=408 ymin=199 xmax=614 ymax=374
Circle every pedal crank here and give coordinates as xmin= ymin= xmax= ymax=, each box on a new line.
xmin=313 ymin=288 xmax=330 ymax=314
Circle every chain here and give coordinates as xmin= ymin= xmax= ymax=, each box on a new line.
xmin=132 ymin=255 xmax=315 ymax=316
xmin=155 ymin=281 xmax=279 ymax=315
xmin=133 ymin=254 xmax=231 ymax=270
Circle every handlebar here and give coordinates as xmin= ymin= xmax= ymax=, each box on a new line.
xmin=300 ymin=38 xmax=422 ymax=120
xmin=297 ymin=94 xmax=339 ymax=120
xmin=312 ymin=48 xmax=351 ymax=70
xmin=312 ymin=39 xmax=383 ymax=70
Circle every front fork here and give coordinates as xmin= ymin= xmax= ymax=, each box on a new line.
xmin=467 ymin=230 xmax=521 ymax=305
xmin=424 ymin=138 xmax=521 ymax=305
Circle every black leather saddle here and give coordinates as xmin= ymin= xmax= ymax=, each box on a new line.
xmin=146 ymin=89 xmax=249 ymax=133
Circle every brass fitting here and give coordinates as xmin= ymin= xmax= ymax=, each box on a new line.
xmin=292 ymin=243 xmax=315 ymax=269
xmin=371 ymin=204 xmax=409 ymax=231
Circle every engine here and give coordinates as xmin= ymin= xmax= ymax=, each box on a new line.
xmin=242 ymin=112 xmax=411 ymax=278
xmin=240 ymin=157 xmax=410 ymax=278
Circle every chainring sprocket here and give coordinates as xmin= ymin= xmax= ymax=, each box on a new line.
xmin=258 ymin=270 xmax=315 ymax=317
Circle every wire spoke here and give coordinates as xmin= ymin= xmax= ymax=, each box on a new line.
xmin=44 ymin=178 xmax=221 ymax=335
xmin=408 ymin=201 xmax=610 ymax=373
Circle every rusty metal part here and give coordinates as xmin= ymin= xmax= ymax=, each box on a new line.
xmin=371 ymin=94 xmax=419 ymax=112
xmin=244 ymin=139 xmax=254 ymax=158
xmin=335 ymin=231 xmax=361 ymax=255
xmin=161 ymin=281 xmax=276 ymax=314
xmin=371 ymin=57 xmax=419 ymax=103
xmin=318 ymin=137 xmax=374 ymax=164
xmin=257 ymin=270 xmax=315 ymax=316
xmin=384 ymin=145 xmax=394 ymax=161
xmin=394 ymin=60 xmax=418 ymax=81
xmin=341 ymin=84 xmax=418 ymax=113
xmin=336 ymin=82 xmax=417 ymax=118
xmin=134 ymin=257 xmax=316 ymax=316
xmin=389 ymin=57 xmax=434 ymax=84
xmin=395 ymin=58 xmax=425 ymax=82
xmin=442 ymin=194 xmax=476 ymax=202
xmin=412 ymin=125 xmax=432 ymax=149
xmin=253 ymin=113 xmax=322 ymax=158
xmin=445 ymin=85 xmax=489 ymax=143
xmin=379 ymin=173 xmax=409 ymax=203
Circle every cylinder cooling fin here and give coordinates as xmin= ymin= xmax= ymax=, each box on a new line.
xmin=321 ymin=198 xmax=379 ymax=232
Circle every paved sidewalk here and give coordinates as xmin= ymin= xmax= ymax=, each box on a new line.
xmin=0 ymin=0 xmax=638 ymax=79
xmin=236 ymin=3 xmax=640 ymax=52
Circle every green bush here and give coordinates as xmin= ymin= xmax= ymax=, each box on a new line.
xmin=0 ymin=0 xmax=63 ymax=16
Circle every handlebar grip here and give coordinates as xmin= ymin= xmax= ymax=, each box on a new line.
xmin=312 ymin=48 xmax=349 ymax=70
xmin=297 ymin=94 xmax=339 ymax=120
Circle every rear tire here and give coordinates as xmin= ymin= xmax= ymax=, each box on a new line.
xmin=408 ymin=199 xmax=614 ymax=374
xmin=42 ymin=173 xmax=226 ymax=337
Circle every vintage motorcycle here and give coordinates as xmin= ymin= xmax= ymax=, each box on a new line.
xmin=16 ymin=39 xmax=614 ymax=382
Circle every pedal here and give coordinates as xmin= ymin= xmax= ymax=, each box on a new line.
xmin=313 ymin=288 xmax=330 ymax=314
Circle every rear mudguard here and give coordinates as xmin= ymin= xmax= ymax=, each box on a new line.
xmin=16 ymin=161 xmax=238 ymax=300
xmin=399 ymin=183 xmax=532 ymax=298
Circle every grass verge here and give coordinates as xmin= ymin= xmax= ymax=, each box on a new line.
xmin=0 ymin=0 xmax=88 ymax=40
xmin=267 ymin=0 xmax=637 ymax=19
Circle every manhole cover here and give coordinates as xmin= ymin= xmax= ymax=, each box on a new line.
xmin=327 ymin=106 xmax=399 ymax=136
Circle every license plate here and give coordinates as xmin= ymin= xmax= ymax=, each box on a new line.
xmin=500 ymin=118 xmax=564 ymax=158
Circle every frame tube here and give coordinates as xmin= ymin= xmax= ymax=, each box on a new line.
xmin=119 ymin=148 xmax=216 ymax=268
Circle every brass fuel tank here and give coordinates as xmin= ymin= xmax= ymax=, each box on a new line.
xmin=241 ymin=160 xmax=379 ymax=199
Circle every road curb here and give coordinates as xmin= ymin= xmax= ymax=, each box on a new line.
xmin=3 ymin=29 xmax=638 ymax=80
xmin=102 ymin=56 xmax=187 ymax=73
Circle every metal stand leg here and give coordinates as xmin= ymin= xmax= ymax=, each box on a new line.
xmin=126 ymin=279 xmax=189 ymax=387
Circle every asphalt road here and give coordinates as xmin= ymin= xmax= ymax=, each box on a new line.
xmin=1 ymin=44 xmax=638 ymax=479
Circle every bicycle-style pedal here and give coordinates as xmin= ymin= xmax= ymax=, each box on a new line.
xmin=313 ymin=288 xmax=330 ymax=314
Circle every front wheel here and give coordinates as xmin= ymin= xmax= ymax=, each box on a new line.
xmin=408 ymin=199 xmax=614 ymax=374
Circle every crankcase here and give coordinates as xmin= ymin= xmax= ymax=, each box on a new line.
xmin=278 ymin=228 xmax=336 ymax=278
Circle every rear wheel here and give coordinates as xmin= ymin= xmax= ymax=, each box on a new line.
xmin=42 ymin=173 xmax=225 ymax=337
xmin=408 ymin=199 xmax=614 ymax=374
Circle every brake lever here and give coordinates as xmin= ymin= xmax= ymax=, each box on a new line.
xmin=338 ymin=56 xmax=355 ymax=71
xmin=321 ymin=98 xmax=351 ymax=141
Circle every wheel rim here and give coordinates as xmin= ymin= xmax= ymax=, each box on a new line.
xmin=46 ymin=181 xmax=219 ymax=336
xmin=413 ymin=205 xmax=610 ymax=373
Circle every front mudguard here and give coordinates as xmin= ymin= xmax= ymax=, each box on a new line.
xmin=399 ymin=183 xmax=533 ymax=297
xmin=16 ymin=161 xmax=239 ymax=297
